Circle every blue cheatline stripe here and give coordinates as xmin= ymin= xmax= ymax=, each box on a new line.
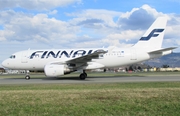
xmin=140 ymin=29 xmax=164 ymax=41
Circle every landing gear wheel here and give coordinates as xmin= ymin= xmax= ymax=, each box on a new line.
xmin=84 ymin=73 xmax=87 ymax=77
xmin=25 ymin=75 xmax=30 ymax=80
xmin=79 ymin=73 xmax=87 ymax=80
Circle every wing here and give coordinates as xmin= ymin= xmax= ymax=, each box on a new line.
xmin=50 ymin=49 xmax=107 ymax=69
xmin=67 ymin=49 xmax=107 ymax=64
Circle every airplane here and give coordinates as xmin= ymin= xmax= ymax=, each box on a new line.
xmin=2 ymin=17 xmax=177 ymax=80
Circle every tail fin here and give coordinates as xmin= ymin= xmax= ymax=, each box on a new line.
xmin=133 ymin=17 xmax=167 ymax=51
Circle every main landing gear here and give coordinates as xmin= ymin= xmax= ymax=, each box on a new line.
xmin=79 ymin=70 xmax=87 ymax=80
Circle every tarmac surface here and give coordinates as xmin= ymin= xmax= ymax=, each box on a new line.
xmin=0 ymin=75 xmax=180 ymax=84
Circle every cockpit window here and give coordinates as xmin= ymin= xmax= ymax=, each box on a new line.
xmin=10 ymin=55 xmax=16 ymax=59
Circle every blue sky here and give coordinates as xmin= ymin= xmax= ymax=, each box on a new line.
xmin=0 ymin=0 xmax=180 ymax=66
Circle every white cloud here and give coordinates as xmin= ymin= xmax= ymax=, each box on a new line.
xmin=68 ymin=9 xmax=122 ymax=29
xmin=164 ymin=16 xmax=180 ymax=48
xmin=66 ymin=4 xmax=180 ymax=50
xmin=120 ymin=4 xmax=163 ymax=19
xmin=0 ymin=0 xmax=82 ymax=10
xmin=0 ymin=31 xmax=6 ymax=41
xmin=118 ymin=5 xmax=162 ymax=30
xmin=0 ymin=4 xmax=180 ymax=52
xmin=0 ymin=10 xmax=80 ymax=45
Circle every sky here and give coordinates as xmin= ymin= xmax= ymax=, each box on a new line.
xmin=0 ymin=0 xmax=180 ymax=65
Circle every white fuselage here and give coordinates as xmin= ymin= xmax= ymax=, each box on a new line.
xmin=2 ymin=47 xmax=164 ymax=71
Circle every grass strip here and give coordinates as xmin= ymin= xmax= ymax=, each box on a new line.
xmin=0 ymin=82 xmax=180 ymax=116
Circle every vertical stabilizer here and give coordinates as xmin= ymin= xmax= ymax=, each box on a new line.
xmin=133 ymin=17 xmax=167 ymax=51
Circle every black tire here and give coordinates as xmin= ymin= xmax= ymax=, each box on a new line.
xmin=25 ymin=75 xmax=30 ymax=80
xmin=84 ymin=73 xmax=87 ymax=77
xmin=79 ymin=73 xmax=86 ymax=80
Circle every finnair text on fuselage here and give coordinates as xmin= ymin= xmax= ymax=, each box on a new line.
xmin=30 ymin=49 xmax=98 ymax=59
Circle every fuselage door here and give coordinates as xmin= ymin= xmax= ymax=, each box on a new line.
xmin=21 ymin=51 xmax=28 ymax=63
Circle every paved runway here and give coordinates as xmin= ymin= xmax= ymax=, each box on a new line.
xmin=0 ymin=75 xmax=180 ymax=84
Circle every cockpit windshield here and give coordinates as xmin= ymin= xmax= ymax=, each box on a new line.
xmin=9 ymin=55 xmax=16 ymax=59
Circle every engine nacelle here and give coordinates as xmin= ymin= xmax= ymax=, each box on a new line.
xmin=44 ymin=64 xmax=71 ymax=77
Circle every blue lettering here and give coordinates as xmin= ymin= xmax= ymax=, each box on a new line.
xmin=73 ymin=50 xmax=86 ymax=58
xmin=30 ymin=51 xmax=44 ymax=59
xmin=59 ymin=50 xmax=73 ymax=58
xmin=87 ymin=50 xmax=93 ymax=54
xmin=41 ymin=51 xmax=48 ymax=58
xmin=30 ymin=49 xmax=94 ymax=59
xmin=46 ymin=51 xmax=60 ymax=58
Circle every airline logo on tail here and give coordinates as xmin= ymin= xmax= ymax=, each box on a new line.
xmin=140 ymin=29 xmax=164 ymax=41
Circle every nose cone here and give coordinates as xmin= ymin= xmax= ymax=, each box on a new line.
xmin=2 ymin=60 xmax=9 ymax=68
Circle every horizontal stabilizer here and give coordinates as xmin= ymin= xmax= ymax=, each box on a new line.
xmin=148 ymin=47 xmax=177 ymax=54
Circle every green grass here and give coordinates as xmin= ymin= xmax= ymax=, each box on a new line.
xmin=0 ymin=82 xmax=180 ymax=116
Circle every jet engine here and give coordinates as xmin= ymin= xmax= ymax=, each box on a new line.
xmin=44 ymin=64 xmax=72 ymax=77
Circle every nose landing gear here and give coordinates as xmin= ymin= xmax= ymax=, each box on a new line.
xmin=25 ymin=70 xmax=30 ymax=80
xmin=25 ymin=75 xmax=30 ymax=80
